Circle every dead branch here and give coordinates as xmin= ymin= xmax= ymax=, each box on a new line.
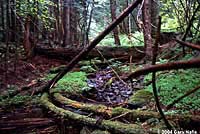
xmin=175 ymin=39 xmax=200 ymax=51
xmin=0 ymin=118 xmax=54 ymax=130
xmin=124 ymin=58 xmax=200 ymax=80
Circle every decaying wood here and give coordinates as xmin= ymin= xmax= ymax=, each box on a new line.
xmin=35 ymin=46 xmax=144 ymax=61
xmin=175 ymin=39 xmax=200 ymax=51
xmin=0 ymin=118 xmax=54 ymax=130
xmin=125 ymin=58 xmax=200 ymax=80
xmin=52 ymin=93 xmax=200 ymax=124
xmin=41 ymin=93 xmax=154 ymax=134
xmin=40 ymin=0 xmax=142 ymax=93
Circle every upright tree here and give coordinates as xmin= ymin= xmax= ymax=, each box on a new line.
xmin=142 ymin=0 xmax=155 ymax=61
xmin=110 ymin=0 xmax=121 ymax=46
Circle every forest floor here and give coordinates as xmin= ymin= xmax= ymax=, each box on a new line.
xmin=0 ymin=54 xmax=200 ymax=134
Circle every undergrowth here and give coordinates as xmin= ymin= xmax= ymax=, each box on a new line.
xmin=0 ymin=95 xmax=39 ymax=107
xmin=144 ymin=68 xmax=200 ymax=112
xmin=44 ymin=71 xmax=90 ymax=94
xmin=99 ymin=32 xmax=144 ymax=47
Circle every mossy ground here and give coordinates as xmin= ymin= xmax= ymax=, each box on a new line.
xmin=44 ymin=71 xmax=90 ymax=94
xmin=144 ymin=68 xmax=200 ymax=112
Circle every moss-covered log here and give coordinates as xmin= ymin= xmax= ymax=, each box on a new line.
xmin=40 ymin=93 xmax=155 ymax=134
xmin=53 ymin=93 xmax=200 ymax=124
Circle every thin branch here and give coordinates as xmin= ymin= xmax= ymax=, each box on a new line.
xmin=151 ymin=16 xmax=172 ymax=129
xmin=175 ymin=39 xmax=200 ymax=51
xmin=124 ymin=58 xmax=200 ymax=81
xmin=181 ymin=4 xmax=200 ymax=55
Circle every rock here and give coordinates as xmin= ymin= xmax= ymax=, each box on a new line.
xmin=128 ymin=90 xmax=153 ymax=109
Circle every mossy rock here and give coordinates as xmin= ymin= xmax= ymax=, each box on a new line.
xmin=128 ymin=90 xmax=153 ymax=108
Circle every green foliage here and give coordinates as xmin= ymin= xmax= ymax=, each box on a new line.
xmin=144 ymin=69 xmax=200 ymax=111
xmin=99 ymin=32 xmax=144 ymax=47
xmin=128 ymin=90 xmax=153 ymax=106
xmin=161 ymin=17 xmax=179 ymax=32
xmin=45 ymin=71 xmax=90 ymax=94
xmin=0 ymin=95 xmax=38 ymax=107
xmin=16 ymin=0 xmax=55 ymax=29
xmin=80 ymin=65 xmax=96 ymax=73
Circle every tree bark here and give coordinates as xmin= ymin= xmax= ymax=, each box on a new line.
xmin=1 ymin=0 xmax=5 ymax=41
xmin=23 ymin=16 xmax=34 ymax=58
xmin=110 ymin=0 xmax=121 ymax=46
xmin=142 ymin=0 xmax=153 ymax=61
xmin=125 ymin=58 xmax=200 ymax=80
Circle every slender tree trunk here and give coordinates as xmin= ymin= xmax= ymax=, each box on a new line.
xmin=86 ymin=0 xmax=95 ymax=45
xmin=10 ymin=0 xmax=16 ymax=42
xmin=142 ymin=0 xmax=153 ymax=61
xmin=62 ymin=0 xmax=71 ymax=47
xmin=1 ymin=0 xmax=5 ymax=41
xmin=82 ymin=0 xmax=88 ymax=46
xmin=6 ymin=0 xmax=10 ymax=42
xmin=110 ymin=0 xmax=121 ymax=46
xmin=151 ymin=0 xmax=159 ymax=39
xmin=23 ymin=15 xmax=34 ymax=58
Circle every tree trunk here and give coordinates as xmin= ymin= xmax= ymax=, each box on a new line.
xmin=10 ymin=0 xmax=16 ymax=42
xmin=1 ymin=0 xmax=5 ymax=41
xmin=23 ymin=16 xmax=34 ymax=58
xmin=142 ymin=0 xmax=153 ymax=61
xmin=62 ymin=0 xmax=71 ymax=47
xmin=110 ymin=0 xmax=121 ymax=46
xmin=151 ymin=0 xmax=159 ymax=39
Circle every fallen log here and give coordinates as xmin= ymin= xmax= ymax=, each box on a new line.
xmin=175 ymin=39 xmax=200 ymax=51
xmin=0 ymin=118 xmax=54 ymax=130
xmin=53 ymin=93 xmax=200 ymax=125
xmin=124 ymin=58 xmax=200 ymax=80
xmin=35 ymin=46 xmax=145 ymax=61
xmin=40 ymin=93 xmax=155 ymax=134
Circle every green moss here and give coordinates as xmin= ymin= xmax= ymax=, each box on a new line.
xmin=128 ymin=90 xmax=153 ymax=106
xmin=0 ymin=95 xmax=39 ymax=107
xmin=44 ymin=71 xmax=90 ymax=94
xmin=144 ymin=68 xmax=200 ymax=111
xmin=91 ymin=130 xmax=110 ymax=134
